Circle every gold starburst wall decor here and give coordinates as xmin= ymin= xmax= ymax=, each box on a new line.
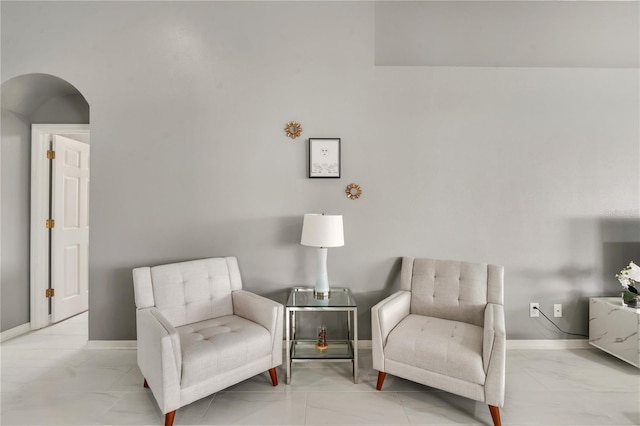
xmin=285 ymin=121 xmax=302 ymax=139
xmin=346 ymin=183 xmax=362 ymax=200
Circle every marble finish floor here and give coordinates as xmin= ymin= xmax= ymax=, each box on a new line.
xmin=1 ymin=313 xmax=638 ymax=425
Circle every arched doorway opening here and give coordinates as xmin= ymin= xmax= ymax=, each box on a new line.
xmin=1 ymin=73 xmax=90 ymax=337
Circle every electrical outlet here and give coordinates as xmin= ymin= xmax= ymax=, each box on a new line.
xmin=554 ymin=304 xmax=562 ymax=317
xmin=530 ymin=302 xmax=539 ymax=317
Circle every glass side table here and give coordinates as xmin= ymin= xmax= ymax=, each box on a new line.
xmin=285 ymin=287 xmax=358 ymax=384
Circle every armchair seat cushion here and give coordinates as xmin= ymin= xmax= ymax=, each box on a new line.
xmin=178 ymin=315 xmax=272 ymax=388
xmin=385 ymin=314 xmax=485 ymax=385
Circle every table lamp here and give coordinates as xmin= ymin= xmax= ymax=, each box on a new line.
xmin=301 ymin=213 xmax=344 ymax=299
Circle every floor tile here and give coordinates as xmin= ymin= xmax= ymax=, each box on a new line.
xmin=0 ymin=390 xmax=118 ymax=425
xmin=517 ymin=350 xmax=639 ymax=392
xmin=398 ymin=391 xmax=489 ymax=425
xmin=199 ymin=392 xmax=307 ymax=425
xmin=1 ymin=313 xmax=638 ymax=426
xmin=95 ymin=390 xmax=167 ymax=425
xmin=305 ymin=391 xmax=410 ymax=424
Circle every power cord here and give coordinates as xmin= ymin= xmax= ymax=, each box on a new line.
xmin=533 ymin=306 xmax=588 ymax=338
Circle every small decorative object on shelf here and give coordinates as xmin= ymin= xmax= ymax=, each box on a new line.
xmin=316 ymin=325 xmax=328 ymax=350
xmin=616 ymin=261 xmax=640 ymax=307
xmin=346 ymin=183 xmax=362 ymax=200
xmin=285 ymin=121 xmax=302 ymax=139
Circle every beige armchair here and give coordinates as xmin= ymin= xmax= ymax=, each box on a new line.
xmin=372 ymin=257 xmax=505 ymax=426
xmin=133 ymin=257 xmax=283 ymax=426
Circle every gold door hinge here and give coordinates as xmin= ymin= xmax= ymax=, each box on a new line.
xmin=45 ymin=219 xmax=55 ymax=229
xmin=46 ymin=150 xmax=56 ymax=159
xmin=45 ymin=288 xmax=55 ymax=298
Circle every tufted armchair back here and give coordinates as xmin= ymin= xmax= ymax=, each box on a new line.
xmin=400 ymin=257 xmax=503 ymax=327
xmin=133 ymin=257 xmax=243 ymax=327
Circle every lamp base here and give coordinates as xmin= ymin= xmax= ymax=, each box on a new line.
xmin=313 ymin=247 xmax=331 ymax=299
xmin=314 ymin=289 xmax=330 ymax=299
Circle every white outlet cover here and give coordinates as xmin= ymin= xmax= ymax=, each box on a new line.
xmin=530 ymin=302 xmax=539 ymax=317
xmin=554 ymin=304 xmax=562 ymax=317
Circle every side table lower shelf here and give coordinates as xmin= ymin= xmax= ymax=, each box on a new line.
xmin=291 ymin=340 xmax=354 ymax=360
xmin=287 ymin=340 xmax=357 ymax=384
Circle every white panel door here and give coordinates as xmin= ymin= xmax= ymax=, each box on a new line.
xmin=51 ymin=135 xmax=90 ymax=322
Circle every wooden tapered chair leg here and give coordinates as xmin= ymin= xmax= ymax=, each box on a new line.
xmin=164 ymin=410 xmax=176 ymax=426
xmin=376 ymin=371 xmax=387 ymax=390
xmin=488 ymin=405 xmax=501 ymax=426
xmin=268 ymin=367 xmax=278 ymax=386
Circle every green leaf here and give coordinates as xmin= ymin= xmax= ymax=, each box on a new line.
xmin=623 ymin=291 xmax=638 ymax=302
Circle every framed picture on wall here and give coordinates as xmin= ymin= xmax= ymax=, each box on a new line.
xmin=309 ymin=138 xmax=341 ymax=178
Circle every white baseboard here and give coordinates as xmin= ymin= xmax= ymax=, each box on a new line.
xmin=506 ymin=339 xmax=590 ymax=350
xmin=366 ymin=340 xmax=590 ymax=350
xmin=86 ymin=340 xmax=136 ymax=350
xmin=286 ymin=339 xmax=589 ymax=350
xmin=339 ymin=340 xmax=590 ymax=350
xmin=0 ymin=323 xmax=31 ymax=343
xmin=83 ymin=339 xmax=589 ymax=351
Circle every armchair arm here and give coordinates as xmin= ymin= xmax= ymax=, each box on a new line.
xmin=232 ymin=290 xmax=284 ymax=367
xmin=136 ymin=307 xmax=182 ymax=413
xmin=483 ymin=303 xmax=506 ymax=407
xmin=371 ymin=291 xmax=411 ymax=372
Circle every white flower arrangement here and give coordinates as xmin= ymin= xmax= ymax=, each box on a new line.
xmin=616 ymin=261 xmax=640 ymax=304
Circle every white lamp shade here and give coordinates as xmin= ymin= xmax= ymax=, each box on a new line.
xmin=300 ymin=214 xmax=344 ymax=248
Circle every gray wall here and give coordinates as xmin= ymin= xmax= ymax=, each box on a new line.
xmin=1 ymin=109 xmax=31 ymax=331
xmin=1 ymin=1 xmax=638 ymax=340
xmin=375 ymin=1 xmax=639 ymax=67
xmin=31 ymin=94 xmax=90 ymax=124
